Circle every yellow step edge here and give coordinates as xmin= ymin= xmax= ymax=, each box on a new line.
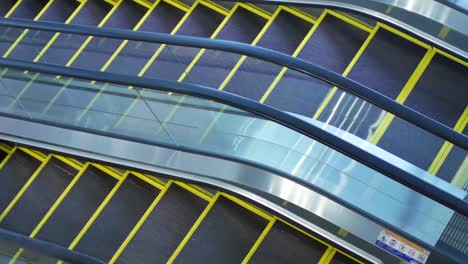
xmin=368 ymin=48 xmax=435 ymax=144
xmin=313 ymin=25 xmax=379 ymax=120
xmin=109 ymin=181 xmax=174 ymax=263
xmin=188 ymin=183 xmax=214 ymax=198
xmin=0 ymin=146 xmax=17 ymax=170
xmin=164 ymin=0 xmax=190 ymax=12
xmin=103 ymin=0 xmax=119 ymax=6
xmin=434 ymin=48 xmax=468 ymax=67
xmin=319 ymin=247 xmax=336 ymax=264
xmin=167 ymin=192 xmax=220 ymax=263
xmin=200 ymin=0 xmax=230 ymax=16
xmin=377 ymin=22 xmax=431 ymax=50
xmin=142 ymin=173 xmax=168 ymax=187
xmin=66 ymin=172 xmax=129 ymax=253
xmin=221 ymin=193 xmax=272 ymax=220
xmin=130 ymin=171 xmax=167 ymax=190
xmin=326 ymin=9 xmax=372 ymax=33
xmin=241 ymin=218 xmax=276 ymax=263
xmin=2 ymin=0 xmax=55 ymax=58
xmin=0 ymin=155 xmax=52 ymax=222
xmin=91 ymin=163 xmax=122 ymax=180
xmin=52 ymin=154 xmax=83 ymax=171
xmin=18 ymin=147 xmax=47 ymax=162
xmin=335 ymin=248 xmax=366 ymax=264
xmin=276 ymin=218 xmax=333 ymax=248
xmin=429 ymin=106 xmax=468 ymax=177
xmin=4 ymin=0 xmax=24 ymax=18
xmin=132 ymin=0 xmax=153 ymax=9
xmin=280 ymin=5 xmax=316 ymax=23
xmin=0 ymin=143 xmax=11 ymax=154
xmin=260 ymin=10 xmax=328 ymax=103
xmin=74 ymin=0 xmax=161 ymax=123
xmin=174 ymin=181 xmax=212 ymax=201
xmin=238 ymin=3 xmax=272 ymax=19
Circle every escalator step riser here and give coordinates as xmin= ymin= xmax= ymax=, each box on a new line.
xmin=223 ymin=10 xmax=313 ymax=101
xmin=116 ymin=184 xmax=208 ymax=264
xmin=264 ymin=15 xmax=369 ymax=117
xmin=0 ymin=157 xmax=77 ymax=235
xmin=174 ymin=196 xmax=269 ymax=264
xmin=249 ymin=221 xmax=328 ymax=264
xmin=0 ymin=150 xmax=41 ymax=214
xmin=73 ymin=174 xmax=160 ymax=262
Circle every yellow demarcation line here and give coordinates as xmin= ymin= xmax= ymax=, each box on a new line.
xmin=429 ymin=106 xmax=468 ymax=179
xmin=313 ymin=25 xmax=377 ymax=120
xmin=52 ymin=154 xmax=83 ymax=171
xmin=2 ymin=0 xmax=55 ymax=58
xmin=131 ymin=171 xmax=166 ymax=190
xmin=378 ymin=22 xmax=432 ymax=50
xmin=92 ymin=163 xmax=122 ymax=180
xmin=0 ymin=146 xmax=17 ymax=170
xmin=221 ymin=193 xmax=272 ymax=219
xmin=41 ymin=0 xmax=121 ymax=114
xmin=109 ymin=181 xmax=173 ymax=263
xmin=0 ymin=143 xmax=11 ymax=154
xmin=320 ymin=248 xmax=336 ymax=264
xmin=201 ymin=0 xmax=230 ymax=16
xmin=368 ymin=48 xmax=435 ymax=144
xmin=241 ymin=218 xmax=276 ymax=263
xmin=153 ymin=7 xmax=281 ymax=138
xmin=18 ymin=147 xmax=47 ymax=162
xmin=238 ymin=2 xmax=272 ymax=19
xmin=4 ymin=0 xmax=23 ymax=18
xmin=167 ymin=192 xmax=220 ymax=263
xmin=132 ymin=0 xmax=152 ymax=9
xmin=451 ymin=156 xmax=468 ymax=189
xmin=0 ymin=155 xmax=51 ymax=222
xmin=164 ymin=0 xmax=190 ymax=12
xmin=9 ymin=163 xmax=91 ymax=264
xmin=65 ymin=172 xmax=129 ymax=258
xmin=188 ymin=183 xmax=214 ymax=198
xmin=174 ymin=181 xmax=212 ymax=201
xmin=113 ymin=0 xmax=228 ymax=129
xmin=259 ymin=10 xmax=327 ymax=103
xmin=332 ymin=10 xmax=372 ymax=32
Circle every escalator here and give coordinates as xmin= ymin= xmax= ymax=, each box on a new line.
xmin=0 ymin=0 xmax=466 ymax=263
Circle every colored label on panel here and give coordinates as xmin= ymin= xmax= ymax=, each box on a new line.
xmin=375 ymin=230 xmax=430 ymax=264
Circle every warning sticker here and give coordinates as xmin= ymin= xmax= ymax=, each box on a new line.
xmin=375 ymin=230 xmax=430 ymax=264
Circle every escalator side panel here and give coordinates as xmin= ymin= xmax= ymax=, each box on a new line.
xmin=264 ymin=14 xmax=369 ymax=117
xmin=74 ymin=175 xmax=160 ymax=262
xmin=38 ymin=0 xmax=112 ymax=66
xmin=377 ymin=53 xmax=468 ymax=171
xmin=116 ymin=184 xmax=208 ymax=264
xmin=32 ymin=166 xmax=117 ymax=246
xmin=174 ymin=196 xmax=268 ymax=264
xmin=7 ymin=0 xmax=80 ymax=61
xmin=70 ymin=0 xmax=148 ymax=71
xmin=141 ymin=4 xmax=225 ymax=80
xmin=317 ymin=28 xmax=427 ymax=140
xmin=223 ymin=10 xmax=313 ymax=101
xmin=182 ymin=6 xmax=267 ymax=88
xmin=249 ymin=221 xmax=328 ymax=264
xmin=0 ymin=157 xmax=77 ymax=235
xmin=0 ymin=150 xmax=41 ymax=213
xmin=105 ymin=2 xmax=186 ymax=76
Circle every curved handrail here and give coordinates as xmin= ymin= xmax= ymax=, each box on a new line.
xmin=0 ymin=227 xmax=105 ymax=264
xmin=1 ymin=58 xmax=466 ymax=217
xmin=0 ymin=18 xmax=465 ymax=151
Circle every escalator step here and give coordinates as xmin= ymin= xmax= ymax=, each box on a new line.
xmin=30 ymin=166 xmax=117 ymax=247
xmin=142 ymin=4 xmax=225 ymax=81
xmin=70 ymin=0 xmax=148 ymax=71
xmin=105 ymin=1 xmax=186 ymax=76
xmin=0 ymin=0 xmax=49 ymax=55
xmin=182 ymin=6 xmax=268 ymax=88
xmin=264 ymin=14 xmax=369 ymax=117
xmin=174 ymin=196 xmax=269 ymax=264
xmin=0 ymin=150 xmax=41 ymax=214
xmin=249 ymin=221 xmax=328 ymax=264
xmin=116 ymin=184 xmax=208 ymax=264
xmin=0 ymin=157 xmax=77 ymax=235
xmin=223 ymin=10 xmax=313 ymax=101
xmin=38 ymin=0 xmax=112 ymax=66
xmin=317 ymin=28 xmax=427 ymax=140
xmin=377 ymin=53 xmax=468 ymax=171
xmin=436 ymin=127 xmax=467 ymax=183
xmin=7 ymin=0 xmax=80 ymax=61
xmin=73 ymin=174 xmax=160 ymax=262
xmin=0 ymin=0 xmax=16 ymax=17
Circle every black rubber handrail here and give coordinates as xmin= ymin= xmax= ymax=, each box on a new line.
xmin=0 ymin=58 xmax=466 ymax=217
xmin=0 ymin=18 xmax=466 ymax=151
xmin=0 ymin=228 xmax=104 ymax=264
